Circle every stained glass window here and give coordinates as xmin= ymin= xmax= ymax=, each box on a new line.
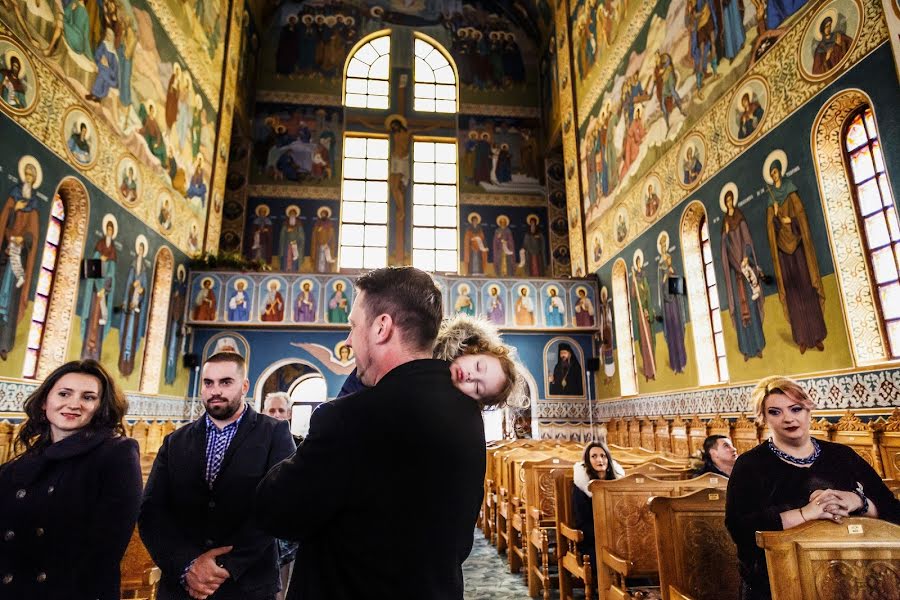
xmin=339 ymin=136 xmax=389 ymax=269
xmin=413 ymin=37 xmax=456 ymax=114
xmin=844 ymin=106 xmax=900 ymax=358
xmin=24 ymin=194 xmax=65 ymax=378
xmin=344 ymin=34 xmax=391 ymax=110
xmin=412 ymin=140 xmax=458 ymax=272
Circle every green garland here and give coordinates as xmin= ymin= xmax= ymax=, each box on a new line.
xmin=187 ymin=251 xmax=272 ymax=272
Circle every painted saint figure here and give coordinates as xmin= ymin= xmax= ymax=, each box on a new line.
xmin=487 ymin=286 xmax=505 ymax=325
xmin=192 ymin=278 xmax=217 ymax=321
xmin=120 ymin=167 xmax=138 ymax=204
xmin=645 ymin=183 xmax=661 ymax=218
xmin=164 ymin=266 xmax=187 ymax=385
xmin=521 ymin=215 xmax=547 ymax=276
xmin=261 ymin=280 xmax=285 ymax=322
xmin=515 ymin=286 xmax=535 ymax=326
xmin=574 ymin=288 xmax=595 ymax=327
xmin=657 ymin=233 xmax=688 ymax=374
xmin=311 ymin=206 xmax=337 ymax=273
xmin=227 ymin=280 xmax=250 ymax=322
xmin=327 ymin=281 xmax=349 ymax=323
xmin=454 ymin=285 xmax=475 ymax=316
xmin=599 ymin=287 xmax=616 ymax=383
xmin=683 ymin=146 xmax=702 ymax=185
xmin=492 ymin=215 xmax=516 ymax=276
xmin=294 ymin=280 xmax=316 ymax=323
xmin=0 ymin=159 xmax=41 ymax=360
xmin=720 ymin=186 xmax=766 ymax=360
xmin=764 ymin=156 xmax=827 ymax=353
xmin=545 ymin=287 xmax=565 ymax=327
xmin=80 ymin=217 xmax=118 ymax=361
xmin=737 ymin=93 xmax=764 ymax=139
xmin=118 ymin=237 xmax=149 ymax=376
xmin=631 ymin=251 xmax=657 ymax=381
xmin=812 ymin=15 xmax=852 ymax=75
xmin=548 ymin=342 xmax=583 ymax=396
xmin=68 ymin=121 xmax=92 ymax=164
xmin=0 ymin=53 xmax=27 ymax=109
xmin=249 ymin=204 xmax=273 ymax=263
xmin=462 ymin=213 xmax=489 ymax=275
xmin=279 ymin=205 xmax=304 ymax=272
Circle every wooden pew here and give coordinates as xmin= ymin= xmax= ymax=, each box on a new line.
xmin=554 ymin=469 xmax=595 ymax=600
xmin=649 ymin=488 xmax=740 ymax=600
xmin=624 ymin=462 xmax=693 ymax=480
xmin=523 ymin=457 xmax=573 ymax=598
xmin=687 ymin=416 xmax=707 ymax=457
xmin=654 ymin=417 xmax=671 ymax=455
xmin=496 ymin=446 xmax=544 ymax=554
xmin=639 ymin=418 xmax=656 ymax=451
xmin=706 ymin=415 xmax=731 ymax=441
xmin=120 ymin=527 xmax=161 ymax=600
xmin=732 ymin=414 xmax=760 ymax=455
xmin=878 ymin=408 xmax=900 ymax=481
xmin=669 ymin=416 xmax=689 ymax=459
xmin=627 ymin=419 xmax=641 ymax=449
xmin=755 ymin=517 xmax=900 ymax=600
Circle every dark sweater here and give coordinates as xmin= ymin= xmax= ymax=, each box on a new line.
xmin=725 ymin=439 xmax=900 ymax=597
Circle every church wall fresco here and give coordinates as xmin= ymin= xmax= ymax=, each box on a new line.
xmin=591 ymin=43 xmax=899 ymax=402
xmin=0 ymin=111 xmax=191 ymax=395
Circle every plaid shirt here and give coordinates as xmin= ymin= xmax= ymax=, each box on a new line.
xmin=204 ymin=406 xmax=246 ymax=487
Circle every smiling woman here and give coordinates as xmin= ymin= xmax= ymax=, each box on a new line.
xmin=0 ymin=360 xmax=142 ymax=600
xmin=725 ymin=375 xmax=900 ymax=600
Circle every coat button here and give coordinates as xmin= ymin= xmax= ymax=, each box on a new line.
xmin=47 ymin=486 xmax=54 ymax=495
xmin=208 ymin=500 xmax=216 ymax=508
xmin=36 ymin=572 xmax=47 ymax=583
xmin=15 ymin=489 xmax=26 ymax=499
xmin=3 ymin=531 xmax=13 ymax=541
xmin=204 ymin=539 xmax=214 ymax=547
xmin=35 ymin=528 xmax=44 ymax=537
xmin=2 ymin=574 xmax=11 ymax=584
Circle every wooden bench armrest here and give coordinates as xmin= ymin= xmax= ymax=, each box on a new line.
xmin=529 ymin=506 xmax=542 ymax=521
xmin=559 ymin=522 xmax=584 ymax=543
xmin=669 ymin=584 xmax=696 ymax=600
xmin=601 ymin=547 xmax=632 ymax=577
xmin=147 ymin=566 xmax=161 ymax=586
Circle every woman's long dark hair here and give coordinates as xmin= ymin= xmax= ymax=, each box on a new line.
xmin=582 ymin=441 xmax=616 ymax=481
xmin=15 ymin=360 xmax=128 ymax=455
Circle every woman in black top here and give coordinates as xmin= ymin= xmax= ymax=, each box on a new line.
xmin=725 ymin=375 xmax=900 ymax=600
xmin=572 ymin=441 xmax=623 ymax=577
xmin=0 ymin=360 xmax=142 ymax=600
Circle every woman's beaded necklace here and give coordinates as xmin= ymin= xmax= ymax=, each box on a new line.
xmin=767 ymin=437 xmax=820 ymax=465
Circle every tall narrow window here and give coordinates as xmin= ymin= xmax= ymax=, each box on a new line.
xmin=344 ymin=33 xmax=391 ymax=109
xmin=843 ymin=106 xmax=900 ymax=357
xmin=23 ymin=194 xmax=65 ymax=379
xmin=339 ymin=136 xmax=389 ymax=269
xmin=413 ymin=36 xmax=456 ymax=113
xmin=412 ymin=140 xmax=458 ymax=272
xmin=611 ymin=259 xmax=638 ymax=395
xmin=700 ymin=216 xmax=729 ymax=381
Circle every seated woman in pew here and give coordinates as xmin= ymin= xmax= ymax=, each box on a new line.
xmin=572 ymin=441 xmax=624 ymax=575
xmin=339 ymin=313 xmax=526 ymax=408
xmin=693 ymin=434 xmax=738 ymax=477
xmin=0 ymin=360 xmax=142 ymax=600
xmin=725 ymin=375 xmax=900 ymax=600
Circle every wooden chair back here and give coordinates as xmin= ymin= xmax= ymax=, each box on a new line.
xmin=650 ymin=488 xmax=740 ymax=600
xmin=590 ymin=474 xmax=683 ymax=597
xmin=687 ymin=416 xmax=708 ymax=457
xmin=706 ymin=415 xmax=731 ymax=440
xmin=131 ymin=421 xmax=149 ymax=456
xmin=809 ymin=417 xmax=833 ymax=442
xmin=878 ymin=409 xmax=900 ymax=480
xmin=756 ymin=517 xmax=900 ymax=600
xmin=732 ymin=414 xmax=761 ymax=455
xmin=655 ymin=417 xmax=672 ymax=454
xmin=120 ymin=527 xmax=161 ymax=599
xmin=833 ymin=411 xmax=885 ymax=477
xmin=627 ymin=419 xmax=641 ymax=448
xmin=670 ymin=416 xmax=689 ymax=458
xmin=640 ymin=418 xmax=656 ymax=451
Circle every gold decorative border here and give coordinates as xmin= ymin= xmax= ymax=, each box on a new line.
xmin=246 ymin=184 xmax=342 ymax=200
xmin=459 ymin=193 xmax=547 ymax=207
xmin=458 ymin=103 xmax=541 ymax=118
xmin=36 ymin=178 xmax=89 ymax=380
xmin=811 ymin=88 xmax=891 ymax=365
xmin=139 ymin=246 xmax=174 ymax=394
xmin=0 ymin=34 xmax=38 ymax=117
xmin=586 ymin=0 xmax=888 ymax=272
xmin=255 ymin=90 xmax=342 ymax=106
xmin=725 ymin=76 xmax=772 ymax=146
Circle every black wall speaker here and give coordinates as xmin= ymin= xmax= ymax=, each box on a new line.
xmin=586 ymin=357 xmax=601 ymax=372
xmin=182 ymin=353 xmax=200 ymax=369
xmin=668 ymin=276 xmax=686 ymax=296
xmin=80 ymin=258 xmax=103 ymax=279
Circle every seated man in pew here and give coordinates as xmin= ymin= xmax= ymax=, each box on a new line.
xmin=572 ymin=441 xmax=623 ymax=579
xmin=726 ymin=376 xmax=900 ymax=600
xmin=694 ymin=434 xmax=738 ymax=477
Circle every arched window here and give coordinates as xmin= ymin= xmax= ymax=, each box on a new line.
xmin=344 ymin=33 xmax=391 ymax=109
xmin=413 ymin=36 xmax=457 ymax=113
xmin=23 ymin=194 xmax=65 ymax=379
xmin=843 ymin=106 xmax=900 ymax=357
xmin=139 ymin=247 xmax=174 ymax=393
xmin=681 ymin=201 xmax=729 ymax=385
xmin=611 ymin=259 xmax=638 ymax=396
